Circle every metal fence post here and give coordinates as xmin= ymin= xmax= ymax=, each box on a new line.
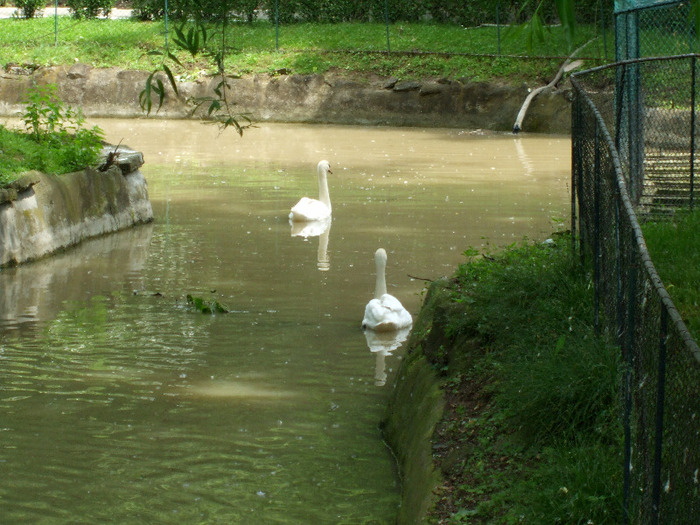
xmin=164 ymin=0 xmax=169 ymax=53
xmin=594 ymin=124 xmax=601 ymax=331
xmin=615 ymin=192 xmax=623 ymax=344
xmin=690 ymin=56 xmax=696 ymax=209
xmin=600 ymin=0 xmax=608 ymax=60
xmin=54 ymin=0 xmax=58 ymax=46
xmin=651 ymin=309 xmax=669 ymax=525
xmin=384 ymin=0 xmax=391 ymax=53
xmin=496 ymin=0 xmax=501 ymax=55
xmin=622 ymin=258 xmax=637 ymax=525
xmin=571 ymin=91 xmax=579 ymax=258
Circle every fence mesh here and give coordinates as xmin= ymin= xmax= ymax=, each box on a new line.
xmin=572 ymin=54 xmax=700 ymax=524
xmin=616 ymin=0 xmax=697 ymax=60
xmin=577 ymin=55 xmax=699 ymax=217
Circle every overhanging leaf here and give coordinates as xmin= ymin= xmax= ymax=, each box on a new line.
xmin=555 ymin=0 xmax=575 ymax=50
xmin=162 ymin=64 xmax=178 ymax=96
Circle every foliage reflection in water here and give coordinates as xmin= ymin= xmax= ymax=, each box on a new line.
xmin=0 ymin=121 xmax=570 ymax=523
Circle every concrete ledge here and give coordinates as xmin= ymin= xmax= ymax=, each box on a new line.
xmin=0 ymin=148 xmax=153 ymax=267
xmin=0 ymin=64 xmax=572 ymax=134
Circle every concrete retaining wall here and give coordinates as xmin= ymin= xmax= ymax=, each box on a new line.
xmin=0 ymin=148 xmax=153 ymax=267
xmin=0 ymin=64 xmax=572 ymax=133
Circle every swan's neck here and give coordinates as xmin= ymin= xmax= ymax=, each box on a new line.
xmin=317 ymin=168 xmax=331 ymax=211
xmin=375 ymin=257 xmax=387 ymax=299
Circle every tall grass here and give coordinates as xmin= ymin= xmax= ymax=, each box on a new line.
xmin=441 ymin=236 xmax=623 ymax=523
xmin=642 ymin=209 xmax=700 ymax=339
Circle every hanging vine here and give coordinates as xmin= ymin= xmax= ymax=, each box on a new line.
xmin=139 ymin=7 xmax=251 ymax=136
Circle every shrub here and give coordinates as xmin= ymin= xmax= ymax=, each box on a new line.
xmin=128 ymin=0 xmax=610 ymax=25
xmin=19 ymin=84 xmax=105 ymax=173
xmin=65 ymin=0 xmax=115 ymax=19
xmin=132 ymin=0 xmax=260 ymax=22
xmin=14 ymin=0 xmax=44 ymax=19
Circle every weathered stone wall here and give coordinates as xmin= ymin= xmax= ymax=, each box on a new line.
xmin=381 ymin=279 xmax=453 ymax=524
xmin=0 ymin=148 xmax=153 ymax=267
xmin=0 ymin=64 xmax=572 ymax=133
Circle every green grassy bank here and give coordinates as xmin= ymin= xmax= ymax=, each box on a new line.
xmin=0 ymin=17 xmax=606 ymax=82
xmin=0 ymin=84 xmax=104 ymax=186
xmin=383 ymin=235 xmax=624 ymax=524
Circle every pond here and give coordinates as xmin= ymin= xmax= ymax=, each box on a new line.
xmin=0 ymin=120 xmax=570 ymax=524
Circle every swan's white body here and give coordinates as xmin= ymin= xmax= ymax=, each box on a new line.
xmin=289 ymin=217 xmax=331 ymax=238
xmin=289 ymin=160 xmax=333 ymax=222
xmin=362 ymin=248 xmax=413 ymax=332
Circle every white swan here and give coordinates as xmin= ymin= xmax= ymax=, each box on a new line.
xmin=362 ymin=248 xmax=413 ymax=332
xmin=289 ymin=160 xmax=333 ymax=222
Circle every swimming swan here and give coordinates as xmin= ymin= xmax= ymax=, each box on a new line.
xmin=289 ymin=160 xmax=333 ymax=222
xmin=362 ymin=248 xmax=413 ymax=332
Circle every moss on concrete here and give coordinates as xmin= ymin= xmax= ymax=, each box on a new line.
xmin=380 ymin=279 xmax=453 ymax=524
xmin=0 ymin=157 xmax=152 ymax=267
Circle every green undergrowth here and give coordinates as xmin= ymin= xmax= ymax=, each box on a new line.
xmin=0 ymin=84 xmax=104 ymax=185
xmin=0 ymin=125 xmax=100 ymax=184
xmin=642 ymin=209 xmax=700 ymax=340
xmin=185 ymin=294 xmax=229 ymax=314
xmin=413 ymin=233 xmax=623 ymax=523
xmin=0 ymin=17 xmax=608 ymax=83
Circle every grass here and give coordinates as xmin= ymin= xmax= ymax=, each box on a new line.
xmin=642 ymin=209 xmax=700 ymax=340
xmin=428 ymin=235 xmax=623 ymax=523
xmin=0 ymin=83 xmax=105 ymax=185
xmin=0 ymin=126 xmax=41 ymax=185
xmin=0 ymin=17 xmax=611 ymax=82
xmin=0 ymin=124 xmax=103 ymax=184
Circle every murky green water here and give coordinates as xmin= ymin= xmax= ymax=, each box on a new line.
xmin=0 ymin=121 xmax=570 ymax=524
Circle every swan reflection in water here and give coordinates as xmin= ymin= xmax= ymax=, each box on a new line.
xmin=363 ymin=326 xmax=411 ymax=386
xmin=289 ymin=217 xmax=331 ymax=271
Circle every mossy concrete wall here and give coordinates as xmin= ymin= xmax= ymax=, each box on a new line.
xmin=381 ymin=279 xmax=458 ymax=524
xmin=0 ymin=150 xmax=153 ymax=267
xmin=0 ymin=64 xmax=572 ymax=133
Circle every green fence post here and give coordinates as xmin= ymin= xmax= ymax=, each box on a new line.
xmin=497 ymin=0 xmax=501 ymax=55
xmin=384 ymin=0 xmax=390 ymax=53
xmin=164 ymin=0 xmax=169 ymax=53
xmin=54 ymin=0 xmax=58 ymax=46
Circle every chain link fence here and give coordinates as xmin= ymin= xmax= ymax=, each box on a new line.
xmin=616 ymin=0 xmax=697 ymax=60
xmin=571 ymin=54 xmax=700 ymax=524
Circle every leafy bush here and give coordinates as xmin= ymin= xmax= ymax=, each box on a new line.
xmin=262 ymin=0 xmax=370 ymax=23
xmin=129 ymin=0 xmax=610 ymax=25
xmin=132 ymin=0 xmax=260 ymax=22
xmin=66 ymin=0 xmax=115 ymax=19
xmin=7 ymin=84 xmax=106 ymax=176
xmin=14 ymin=0 xmax=44 ymax=19
xmin=427 ymin=0 xmax=493 ymax=25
